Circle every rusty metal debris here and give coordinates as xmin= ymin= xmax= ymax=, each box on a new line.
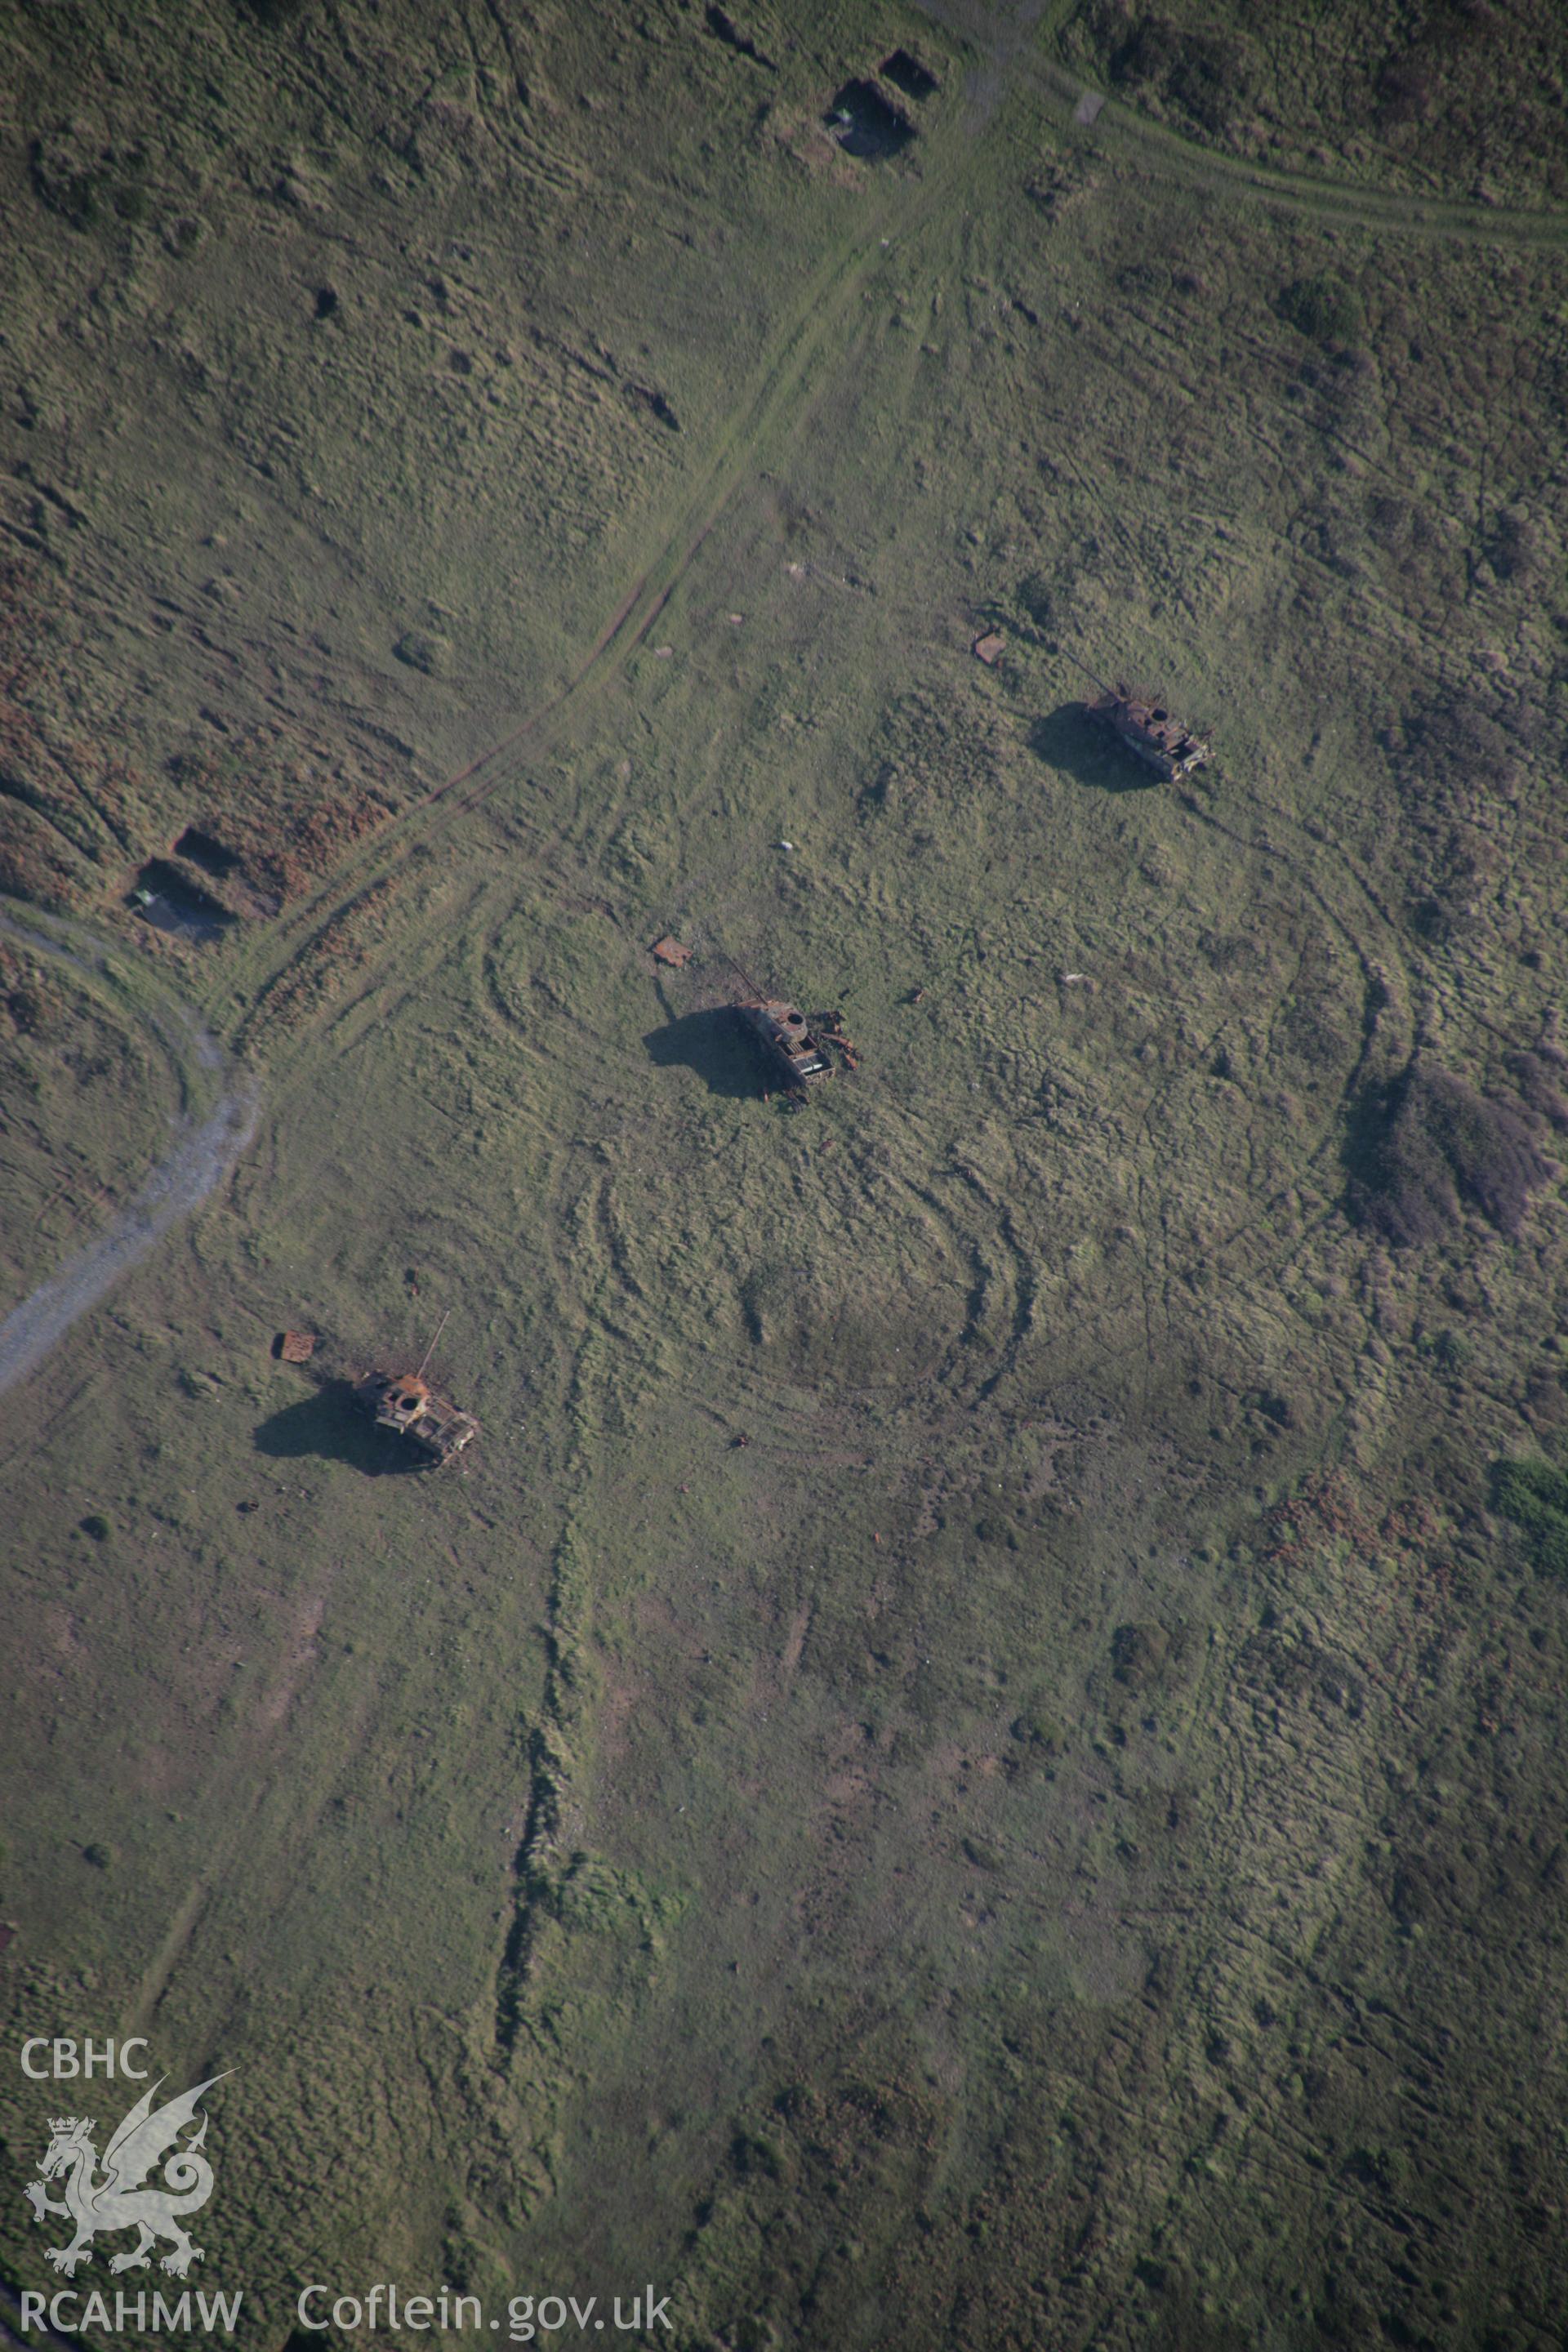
xmin=972 ymin=630 xmax=1006 ymax=666
xmin=1089 ymin=685 xmax=1210 ymax=779
xmin=813 ymin=1009 xmax=861 ymax=1071
xmin=277 ymin=1330 xmax=317 ymax=1363
xmin=651 ymin=934 xmax=693 ymax=967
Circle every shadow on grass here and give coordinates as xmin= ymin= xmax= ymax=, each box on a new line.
xmin=254 ymin=1379 xmax=426 ymax=1475
xmin=645 ymin=1007 xmax=769 ymax=1098
xmin=1030 ymin=703 xmax=1159 ymax=793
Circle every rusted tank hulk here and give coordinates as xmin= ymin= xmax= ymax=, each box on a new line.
xmin=739 ymin=1000 xmax=833 ymax=1089
xmin=355 ymin=1370 xmax=478 ymax=1466
xmin=1090 ymin=688 xmax=1210 ymax=780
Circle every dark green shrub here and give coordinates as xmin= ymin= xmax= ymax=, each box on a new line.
xmin=1491 ymin=1457 xmax=1568 ymax=1579
xmin=1017 ymin=572 xmax=1054 ymax=628
xmin=1279 ymin=274 xmax=1365 ymax=346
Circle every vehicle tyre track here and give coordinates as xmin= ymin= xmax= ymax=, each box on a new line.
xmin=217 ymin=136 xmax=975 ymax=1080
xmin=924 ymin=0 xmax=1568 ymax=247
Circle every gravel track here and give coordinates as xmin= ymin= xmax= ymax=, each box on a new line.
xmin=0 ymin=911 xmax=258 ymax=1398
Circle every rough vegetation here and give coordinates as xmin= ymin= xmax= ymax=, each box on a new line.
xmin=1064 ymin=0 xmax=1568 ymax=203
xmin=1 ymin=2 xmax=1566 ymax=2348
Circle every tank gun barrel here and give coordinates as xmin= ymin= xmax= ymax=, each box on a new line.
xmin=718 ymin=947 xmax=766 ymax=1002
xmin=1054 ymin=644 xmax=1119 ymax=699
xmin=416 ymin=1308 xmax=451 ymax=1383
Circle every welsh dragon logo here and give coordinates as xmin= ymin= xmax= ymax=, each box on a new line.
xmin=24 ymin=2075 xmax=227 ymax=2278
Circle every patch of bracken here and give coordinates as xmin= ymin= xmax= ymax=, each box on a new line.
xmin=1091 ymin=5 xmax=1255 ymax=136
xmin=1345 ymin=1062 xmax=1552 ymax=1246
xmin=1504 ymin=1049 xmax=1568 ymax=1133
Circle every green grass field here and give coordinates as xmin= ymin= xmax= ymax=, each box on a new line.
xmin=2 ymin=3 xmax=1566 ymax=2345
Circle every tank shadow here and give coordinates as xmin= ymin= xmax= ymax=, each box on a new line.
xmin=645 ymin=1007 xmax=769 ymax=1098
xmin=253 ymin=1379 xmax=427 ymax=1474
xmin=1029 ymin=703 xmax=1159 ymax=792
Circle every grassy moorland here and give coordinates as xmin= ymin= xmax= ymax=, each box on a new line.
xmin=2 ymin=2 xmax=1566 ymax=2346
